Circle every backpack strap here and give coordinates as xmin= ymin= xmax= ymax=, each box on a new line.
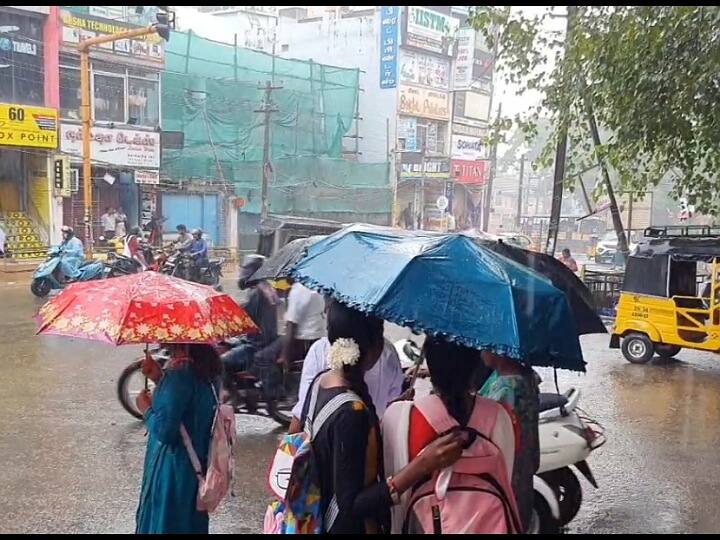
xmin=180 ymin=424 xmax=204 ymax=482
xmin=412 ymin=394 xmax=460 ymax=434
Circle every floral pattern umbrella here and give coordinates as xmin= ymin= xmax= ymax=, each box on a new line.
xmin=36 ymin=272 xmax=257 ymax=345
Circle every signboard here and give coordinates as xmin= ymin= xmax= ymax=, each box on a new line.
xmin=399 ymin=50 xmax=450 ymax=90
xmin=451 ymin=134 xmax=485 ymax=161
xmin=61 ymin=10 xmax=164 ymax=64
xmin=473 ymin=49 xmax=494 ymax=85
xmin=0 ymin=103 xmax=58 ymax=149
xmin=135 ymin=170 xmax=160 ymax=185
xmin=397 ymin=116 xmax=418 ymax=151
xmin=404 ymin=6 xmax=459 ymax=55
xmin=436 ymin=195 xmax=449 ymax=211
xmin=399 ymin=85 xmax=450 ymax=121
xmin=380 ymin=6 xmax=399 ymax=89
xmin=452 ymin=122 xmax=489 ymax=138
xmin=452 ymin=159 xmax=490 ymax=185
xmin=454 ymin=27 xmax=475 ymax=90
xmin=60 ymin=124 xmax=160 ymax=168
xmin=401 ymin=158 xmax=450 ymax=179
xmin=455 ymin=90 xmax=491 ymax=123
xmin=53 ymin=154 xmax=72 ymax=197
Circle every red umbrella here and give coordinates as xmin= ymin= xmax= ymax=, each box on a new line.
xmin=36 ymin=272 xmax=257 ymax=345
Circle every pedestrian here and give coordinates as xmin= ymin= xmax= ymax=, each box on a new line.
xmin=277 ymin=280 xmax=326 ymax=368
xmin=135 ymin=343 xmax=221 ymax=534
xmin=560 ymin=248 xmax=578 ymax=272
xmin=401 ymin=202 xmax=413 ymax=230
xmin=101 ymin=207 xmax=117 ymax=241
xmin=479 ymin=351 xmax=540 ymax=532
xmin=288 ymin=305 xmax=408 ymax=433
xmin=298 ymin=301 xmax=465 ymax=534
xmin=115 ymin=208 xmax=127 ymax=238
xmin=381 ymin=337 xmax=517 ymax=533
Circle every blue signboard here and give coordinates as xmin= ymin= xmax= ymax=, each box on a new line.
xmin=380 ymin=6 xmax=399 ymax=89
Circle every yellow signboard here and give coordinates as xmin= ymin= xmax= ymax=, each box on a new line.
xmin=0 ymin=103 xmax=58 ymax=150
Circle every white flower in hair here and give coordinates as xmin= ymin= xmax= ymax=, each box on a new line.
xmin=328 ymin=338 xmax=361 ymax=370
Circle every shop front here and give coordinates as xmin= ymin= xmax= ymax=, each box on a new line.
xmin=59 ymin=123 xmax=160 ymax=241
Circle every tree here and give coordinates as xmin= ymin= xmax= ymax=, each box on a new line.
xmin=471 ymin=6 xmax=720 ymax=217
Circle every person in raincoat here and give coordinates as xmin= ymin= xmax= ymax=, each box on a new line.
xmin=58 ymin=226 xmax=85 ymax=281
xmin=134 ymin=343 xmax=220 ymax=534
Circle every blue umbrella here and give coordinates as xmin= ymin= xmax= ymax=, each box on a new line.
xmin=290 ymin=227 xmax=585 ymax=371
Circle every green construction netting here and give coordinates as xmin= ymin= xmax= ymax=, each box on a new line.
xmin=162 ymin=30 xmax=360 ymax=174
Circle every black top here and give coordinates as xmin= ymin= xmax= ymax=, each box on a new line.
xmin=243 ymin=287 xmax=278 ymax=347
xmin=301 ymin=381 xmax=391 ymax=534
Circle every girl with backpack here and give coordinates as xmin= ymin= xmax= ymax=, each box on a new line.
xmin=382 ymin=337 xmax=521 ymax=534
xmin=298 ymin=302 xmax=466 ymax=534
xmin=135 ymin=344 xmax=221 ymax=534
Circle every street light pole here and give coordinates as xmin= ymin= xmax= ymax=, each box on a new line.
xmin=77 ymin=24 xmax=168 ymax=258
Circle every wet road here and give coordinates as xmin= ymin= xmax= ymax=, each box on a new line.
xmin=2 ymin=280 xmax=720 ymax=533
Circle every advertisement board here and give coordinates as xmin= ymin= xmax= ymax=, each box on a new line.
xmin=60 ymin=124 xmax=160 ymax=168
xmin=399 ymin=85 xmax=450 ymax=121
xmin=0 ymin=103 xmax=58 ymax=149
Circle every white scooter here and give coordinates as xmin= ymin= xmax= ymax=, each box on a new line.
xmin=394 ymin=339 xmax=606 ymax=534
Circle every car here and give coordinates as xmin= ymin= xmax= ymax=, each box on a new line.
xmin=497 ymin=232 xmax=534 ymax=251
xmin=595 ymin=231 xmax=637 ymax=264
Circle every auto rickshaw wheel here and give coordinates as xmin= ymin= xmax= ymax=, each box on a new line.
xmin=621 ymin=333 xmax=654 ymax=364
xmin=655 ymin=344 xmax=681 ymax=359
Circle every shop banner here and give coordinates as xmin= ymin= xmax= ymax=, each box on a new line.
xmin=380 ymin=6 xmax=399 ymax=89
xmin=397 ymin=116 xmax=418 ymax=151
xmin=398 ymin=85 xmax=450 ymax=121
xmin=451 ymin=134 xmax=485 ymax=160
xmin=60 ymin=124 xmax=160 ymax=168
xmin=135 ymin=170 xmax=160 ymax=185
xmin=399 ymin=50 xmax=450 ymax=90
xmin=404 ymin=6 xmax=459 ymax=55
xmin=453 ymin=27 xmax=475 ymax=90
xmin=0 ymin=103 xmax=58 ymax=149
xmin=452 ymin=159 xmax=490 ymax=185
xmin=61 ymin=10 xmax=164 ymax=64
xmin=401 ymin=158 xmax=450 ymax=179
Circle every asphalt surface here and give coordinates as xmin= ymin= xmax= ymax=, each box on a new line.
xmin=2 ymin=278 xmax=720 ymax=533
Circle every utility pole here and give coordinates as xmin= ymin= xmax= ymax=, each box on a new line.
xmin=545 ymin=5 xmax=577 ymax=256
xmin=516 ymin=154 xmax=525 ymax=228
xmin=256 ymin=80 xmax=282 ymax=220
xmin=482 ymin=102 xmax=502 ymax=232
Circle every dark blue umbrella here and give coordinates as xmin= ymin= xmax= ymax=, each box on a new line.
xmin=290 ymin=227 xmax=585 ymax=371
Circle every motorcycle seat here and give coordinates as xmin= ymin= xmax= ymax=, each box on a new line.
xmin=538 ymin=392 xmax=568 ymax=412
xmin=208 ymin=258 xmax=222 ymax=265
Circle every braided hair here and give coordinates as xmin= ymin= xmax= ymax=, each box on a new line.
xmin=326 ymin=301 xmax=383 ymax=422
xmin=423 ymin=337 xmax=481 ymax=426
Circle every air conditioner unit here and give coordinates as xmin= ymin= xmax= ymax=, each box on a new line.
xmin=70 ymin=168 xmax=80 ymax=192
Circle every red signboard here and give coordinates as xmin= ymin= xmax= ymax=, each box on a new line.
xmin=451 ymin=159 xmax=490 ymax=185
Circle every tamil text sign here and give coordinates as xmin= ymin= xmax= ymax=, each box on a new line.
xmin=453 ymin=27 xmax=475 ymax=90
xmin=380 ymin=6 xmax=399 ymax=89
xmin=399 ymin=85 xmax=450 ymax=121
xmin=60 ymin=124 xmax=160 ymax=168
xmin=0 ymin=103 xmax=58 ymax=149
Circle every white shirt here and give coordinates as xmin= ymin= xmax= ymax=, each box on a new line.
xmin=292 ymin=337 xmax=405 ymax=419
xmin=101 ymin=213 xmax=116 ymax=232
xmin=284 ymin=283 xmax=327 ymax=340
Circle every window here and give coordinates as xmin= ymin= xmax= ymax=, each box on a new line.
xmin=0 ymin=12 xmax=44 ymax=105
xmin=416 ymin=119 xmax=447 ymax=154
xmin=59 ymin=57 xmax=160 ymax=127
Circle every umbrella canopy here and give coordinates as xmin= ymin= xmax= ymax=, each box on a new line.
xmin=471 ymin=237 xmax=607 ymax=336
xmin=36 ymin=272 xmax=257 ymax=345
xmin=247 ymin=235 xmax=324 ymax=285
xmin=291 ymin=228 xmax=585 ymax=371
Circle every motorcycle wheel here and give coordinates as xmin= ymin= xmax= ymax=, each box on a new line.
xmin=31 ymin=278 xmax=52 ymax=298
xmin=117 ymin=360 xmax=157 ymax=420
xmin=539 ymin=467 xmax=582 ymax=526
xmin=530 ymin=492 xmax=561 ymax=534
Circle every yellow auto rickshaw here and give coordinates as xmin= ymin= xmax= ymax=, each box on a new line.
xmin=611 ymin=225 xmax=720 ymax=363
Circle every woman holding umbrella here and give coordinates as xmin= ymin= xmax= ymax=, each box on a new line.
xmin=135 ymin=343 xmax=221 ymax=534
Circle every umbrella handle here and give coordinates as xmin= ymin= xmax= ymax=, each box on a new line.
xmin=144 ymin=344 xmax=150 ymax=391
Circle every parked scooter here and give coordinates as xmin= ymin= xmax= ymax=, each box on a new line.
xmin=394 ymin=338 xmax=605 ymax=534
xmin=30 ymin=246 xmax=107 ymax=297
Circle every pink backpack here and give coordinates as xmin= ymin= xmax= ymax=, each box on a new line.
xmin=403 ymin=395 xmax=521 ymax=534
xmin=180 ymin=384 xmax=236 ymax=513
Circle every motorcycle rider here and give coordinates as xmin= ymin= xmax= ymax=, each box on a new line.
xmin=123 ymin=226 xmax=149 ymax=271
xmin=58 ymin=225 xmax=85 ymax=281
xmin=221 ymin=255 xmax=282 ymax=402
xmin=185 ymin=228 xmax=209 ymax=282
xmin=173 ymin=224 xmax=193 ymax=252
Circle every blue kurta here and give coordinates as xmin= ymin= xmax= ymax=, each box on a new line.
xmin=136 ymin=364 xmax=217 ymax=534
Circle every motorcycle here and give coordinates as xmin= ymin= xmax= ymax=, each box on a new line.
xmin=104 ymin=239 xmax=164 ymax=277
xmin=161 ymin=251 xmax=224 ymax=291
xmin=31 ymin=246 xmax=107 ymax=297
xmin=394 ymin=338 xmax=606 ymax=534
xmin=117 ymin=340 xmax=300 ymax=427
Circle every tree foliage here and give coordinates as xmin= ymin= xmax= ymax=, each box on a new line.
xmin=471 ymin=5 xmax=720 ymax=215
